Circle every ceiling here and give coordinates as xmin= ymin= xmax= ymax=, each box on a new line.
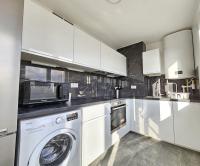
xmin=36 ymin=0 xmax=199 ymax=49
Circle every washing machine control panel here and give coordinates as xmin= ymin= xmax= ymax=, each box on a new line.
xmin=67 ymin=112 xmax=78 ymax=121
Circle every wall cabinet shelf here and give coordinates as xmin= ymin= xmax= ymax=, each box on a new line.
xmin=22 ymin=0 xmax=74 ymax=63
xmin=22 ymin=0 xmax=127 ymax=76
xmin=74 ymin=27 xmax=101 ymax=69
xmin=101 ymin=43 xmax=127 ymax=76
xmin=143 ymin=49 xmax=162 ymax=76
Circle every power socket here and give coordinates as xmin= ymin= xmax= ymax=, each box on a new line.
xmin=131 ymin=85 xmax=137 ymax=89
xmin=71 ymin=83 xmax=78 ymax=88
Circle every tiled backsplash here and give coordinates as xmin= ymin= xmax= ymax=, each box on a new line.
xmin=147 ymin=75 xmax=200 ymax=98
xmin=20 ymin=61 xmax=200 ymax=99
xmin=20 ymin=61 xmax=127 ymax=99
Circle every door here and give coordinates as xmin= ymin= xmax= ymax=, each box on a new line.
xmin=143 ymin=49 xmax=162 ymax=75
xmin=101 ymin=42 xmax=127 ymax=76
xmin=28 ymin=130 xmax=78 ymax=166
xmin=143 ymin=100 xmax=174 ymax=143
xmin=111 ymin=104 xmax=126 ymax=132
xmin=82 ymin=116 xmax=108 ymax=166
xmin=74 ymin=27 xmax=101 ymax=69
xmin=0 ymin=0 xmax=23 ymax=133
xmin=22 ymin=0 xmax=74 ymax=62
xmin=174 ymin=102 xmax=200 ymax=151
xmin=0 ymin=134 xmax=16 ymax=166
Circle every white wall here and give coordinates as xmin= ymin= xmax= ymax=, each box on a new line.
xmin=145 ymin=41 xmax=164 ymax=74
xmin=192 ymin=2 xmax=200 ymax=87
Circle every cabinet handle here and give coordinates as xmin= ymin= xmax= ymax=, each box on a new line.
xmin=28 ymin=48 xmax=54 ymax=57
xmin=0 ymin=128 xmax=8 ymax=136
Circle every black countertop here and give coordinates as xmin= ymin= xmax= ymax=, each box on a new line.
xmin=18 ymin=96 xmax=200 ymax=120
xmin=136 ymin=96 xmax=200 ymax=103
xmin=18 ymin=97 xmax=113 ymax=120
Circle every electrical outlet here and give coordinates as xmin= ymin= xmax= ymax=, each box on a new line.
xmin=71 ymin=83 xmax=78 ymax=88
xmin=131 ymin=85 xmax=137 ymax=89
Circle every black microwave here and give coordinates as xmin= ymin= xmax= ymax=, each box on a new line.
xmin=19 ymin=80 xmax=69 ymax=106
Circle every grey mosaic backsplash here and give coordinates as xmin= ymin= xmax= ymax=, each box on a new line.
xmin=20 ymin=61 xmax=125 ymax=99
xmin=20 ymin=61 xmax=200 ymax=100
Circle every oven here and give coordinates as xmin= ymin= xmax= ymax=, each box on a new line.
xmin=110 ymin=100 xmax=126 ymax=133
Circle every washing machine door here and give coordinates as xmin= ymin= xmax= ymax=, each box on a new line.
xmin=28 ymin=129 xmax=78 ymax=166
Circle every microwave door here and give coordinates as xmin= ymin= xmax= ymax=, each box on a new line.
xmin=30 ymin=83 xmax=57 ymax=101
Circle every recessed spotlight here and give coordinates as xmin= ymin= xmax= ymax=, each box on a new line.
xmin=106 ymin=0 xmax=122 ymax=4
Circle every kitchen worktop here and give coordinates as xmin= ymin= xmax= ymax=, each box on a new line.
xmin=18 ymin=97 xmax=114 ymax=120
xmin=141 ymin=96 xmax=200 ymax=103
xmin=18 ymin=96 xmax=200 ymax=120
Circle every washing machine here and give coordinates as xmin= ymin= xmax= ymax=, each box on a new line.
xmin=17 ymin=110 xmax=81 ymax=166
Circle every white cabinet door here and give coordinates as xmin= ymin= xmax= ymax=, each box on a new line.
xmin=174 ymin=102 xmax=200 ymax=151
xmin=143 ymin=49 xmax=162 ymax=76
xmin=126 ymin=99 xmax=134 ymax=131
xmin=131 ymin=99 xmax=145 ymax=135
xmin=101 ymin=43 xmax=127 ymax=76
xmin=74 ymin=27 xmax=101 ymax=69
xmin=0 ymin=134 xmax=16 ymax=166
xmin=143 ymin=100 xmax=174 ymax=143
xmin=22 ymin=0 xmax=74 ymax=62
xmin=82 ymin=116 xmax=110 ymax=166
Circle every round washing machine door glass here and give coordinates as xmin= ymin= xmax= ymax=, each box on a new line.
xmin=28 ymin=129 xmax=77 ymax=166
xmin=39 ymin=134 xmax=72 ymax=166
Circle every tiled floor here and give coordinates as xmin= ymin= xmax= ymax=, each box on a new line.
xmin=90 ymin=132 xmax=200 ymax=166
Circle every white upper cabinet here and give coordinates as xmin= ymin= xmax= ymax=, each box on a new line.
xmin=101 ymin=42 xmax=127 ymax=76
xmin=74 ymin=27 xmax=101 ymax=69
xmin=143 ymin=49 xmax=162 ymax=76
xmin=164 ymin=30 xmax=194 ymax=79
xmin=22 ymin=0 xmax=74 ymax=62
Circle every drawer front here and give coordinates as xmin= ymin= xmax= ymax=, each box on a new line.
xmin=82 ymin=104 xmax=107 ymax=122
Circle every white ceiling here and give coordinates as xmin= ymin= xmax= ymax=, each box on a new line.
xmin=37 ymin=0 xmax=199 ymax=49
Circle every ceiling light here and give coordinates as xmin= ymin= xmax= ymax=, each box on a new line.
xmin=106 ymin=0 xmax=122 ymax=4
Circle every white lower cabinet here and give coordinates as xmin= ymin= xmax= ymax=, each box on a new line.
xmin=131 ymin=99 xmax=174 ymax=143
xmin=81 ymin=104 xmax=111 ymax=166
xmin=131 ymin=99 xmax=145 ymax=135
xmin=143 ymin=100 xmax=174 ymax=143
xmin=173 ymin=102 xmax=200 ymax=152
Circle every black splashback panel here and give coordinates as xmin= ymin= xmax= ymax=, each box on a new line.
xmin=118 ymin=42 xmax=146 ymax=82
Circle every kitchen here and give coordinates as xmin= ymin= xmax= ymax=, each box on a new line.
xmin=1 ymin=0 xmax=200 ymax=166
